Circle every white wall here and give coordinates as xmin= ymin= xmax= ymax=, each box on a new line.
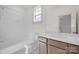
xmin=28 ymin=5 xmax=79 ymax=35
xmin=0 ymin=6 xmax=34 ymax=47
xmin=44 ymin=5 xmax=79 ymax=33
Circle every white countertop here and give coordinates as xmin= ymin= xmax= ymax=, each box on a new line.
xmin=39 ymin=33 xmax=79 ymax=46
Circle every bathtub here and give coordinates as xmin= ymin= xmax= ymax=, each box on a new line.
xmin=0 ymin=39 xmax=33 ymax=54
xmin=0 ymin=38 xmax=39 ymax=54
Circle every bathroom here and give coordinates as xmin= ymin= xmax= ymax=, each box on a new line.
xmin=0 ymin=5 xmax=79 ymax=54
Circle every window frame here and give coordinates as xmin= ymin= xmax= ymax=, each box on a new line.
xmin=33 ymin=5 xmax=42 ymax=23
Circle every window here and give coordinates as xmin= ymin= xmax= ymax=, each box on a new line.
xmin=34 ymin=5 xmax=42 ymax=22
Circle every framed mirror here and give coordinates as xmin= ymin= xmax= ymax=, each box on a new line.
xmin=59 ymin=14 xmax=71 ymax=33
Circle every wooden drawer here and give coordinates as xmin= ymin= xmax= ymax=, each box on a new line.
xmin=48 ymin=39 xmax=67 ymax=49
xmin=48 ymin=45 xmax=67 ymax=54
xmin=39 ymin=36 xmax=46 ymax=43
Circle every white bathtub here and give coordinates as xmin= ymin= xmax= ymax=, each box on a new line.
xmin=0 ymin=39 xmax=31 ymax=54
xmin=0 ymin=38 xmax=39 ymax=54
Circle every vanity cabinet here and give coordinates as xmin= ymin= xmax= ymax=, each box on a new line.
xmin=39 ymin=36 xmax=79 ymax=54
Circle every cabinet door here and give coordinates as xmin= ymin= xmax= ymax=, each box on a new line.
xmin=48 ymin=45 xmax=67 ymax=54
xmin=68 ymin=44 xmax=78 ymax=54
xmin=39 ymin=42 xmax=47 ymax=54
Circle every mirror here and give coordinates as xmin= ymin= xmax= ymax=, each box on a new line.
xmin=59 ymin=14 xmax=71 ymax=33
